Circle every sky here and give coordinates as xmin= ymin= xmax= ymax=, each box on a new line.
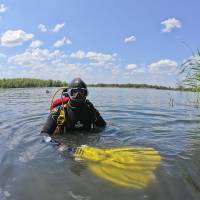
xmin=0 ymin=0 xmax=200 ymax=86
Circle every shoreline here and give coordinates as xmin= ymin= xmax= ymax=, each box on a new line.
xmin=0 ymin=78 xmax=193 ymax=92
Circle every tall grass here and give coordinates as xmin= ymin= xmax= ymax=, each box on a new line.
xmin=180 ymin=50 xmax=200 ymax=91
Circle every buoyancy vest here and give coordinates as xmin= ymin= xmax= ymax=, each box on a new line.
xmin=51 ymin=97 xmax=96 ymax=133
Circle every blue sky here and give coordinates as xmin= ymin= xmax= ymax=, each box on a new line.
xmin=0 ymin=0 xmax=200 ymax=86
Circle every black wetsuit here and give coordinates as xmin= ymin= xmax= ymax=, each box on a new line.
xmin=41 ymin=100 xmax=106 ymax=135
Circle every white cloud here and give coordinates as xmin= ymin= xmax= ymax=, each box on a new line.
xmin=9 ymin=49 xmax=116 ymax=68
xmin=0 ymin=53 xmax=7 ymax=58
xmin=54 ymin=38 xmax=65 ymax=48
xmin=70 ymin=50 xmax=86 ymax=59
xmin=126 ymin=64 xmax=138 ymax=70
xmin=111 ymin=66 xmax=120 ymax=76
xmin=9 ymin=49 xmax=48 ymax=66
xmin=6 ymin=48 xmax=119 ymax=82
xmin=53 ymin=37 xmax=72 ymax=48
xmin=2 ymin=41 xmax=180 ymax=85
xmin=161 ymin=18 xmax=182 ymax=33
xmin=8 ymin=48 xmax=66 ymax=68
xmin=86 ymin=51 xmax=116 ymax=63
xmin=134 ymin=67 xmax=146 ymax=73
xmin=30 ymin=40 xmax=43 ymax=48
xmin=1 ymin=30 xmax=34 ymax=47
xmin=38 ymin=24 xmax=47 ymax=32
xmin=125 ymin=64 xmax=146 ymax=74
xmin=0 ymin=4 xmax=8 ymax=13
xmin=66 ymin=39 xmax=72 ymax=44
xmin=148 ymin=59 xmax=178 ymax=73
xmin=7 ymin=48 xmax=89 ymax=81
xmin=124 ymin=35 xmax=136 ymax=43
xmin=70 ymin=50 xmax=116 ymax=64
xmin=52 ymin=23 xmax=65 ymax=32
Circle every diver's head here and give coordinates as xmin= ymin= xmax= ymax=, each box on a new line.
xmin=67 ymin=77 xmax=88 ymax=106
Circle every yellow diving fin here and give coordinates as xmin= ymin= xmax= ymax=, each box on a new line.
xmin=74 ymin=145 xmax=161 ymax=189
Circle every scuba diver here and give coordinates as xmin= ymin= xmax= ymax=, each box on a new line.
xmin=41 ymin=77 xmax=106 ymax=138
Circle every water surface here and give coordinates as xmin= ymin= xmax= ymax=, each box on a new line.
xmin=1 ymin=87 xmax=200 ymax=200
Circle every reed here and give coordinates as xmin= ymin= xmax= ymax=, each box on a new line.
xmin=180 ymin=50 xmax=200 ymax=91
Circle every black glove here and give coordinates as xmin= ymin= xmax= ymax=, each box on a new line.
xmin=43 ymin=135 xmax=61 ymax=146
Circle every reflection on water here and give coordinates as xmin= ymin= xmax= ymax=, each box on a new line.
xmin=1 ymin=87 xmax=200 ymax=199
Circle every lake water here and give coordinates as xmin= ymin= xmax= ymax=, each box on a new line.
xmin=1 ymin=87 xmax=200 ymax=200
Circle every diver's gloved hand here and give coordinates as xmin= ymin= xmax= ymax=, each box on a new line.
xmin=43 ymin=136 xmax=61 ymax=146
xmin=42 ymin=134 xmax=73 ymax=153
xmin=43 ymin=136 xmax=51 ymax=143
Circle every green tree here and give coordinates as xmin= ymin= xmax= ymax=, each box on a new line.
xmin=0 ymin=78 xmax=68 ymax=88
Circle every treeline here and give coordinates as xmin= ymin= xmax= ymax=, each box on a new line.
xmin=88 ymin=83 xmax=188 ymax=91
xmin=0 ymin=78 xmax=195 ymax=91
xmin=0 ymin=78 xmax=67 ymax=88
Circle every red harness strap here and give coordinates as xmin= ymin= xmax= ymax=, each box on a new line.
xmin=50 ymin=97 xmax=69 ymax=110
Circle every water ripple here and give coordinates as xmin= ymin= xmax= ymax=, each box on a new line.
xmin=1 ymin=88 xmax=200 ymax=199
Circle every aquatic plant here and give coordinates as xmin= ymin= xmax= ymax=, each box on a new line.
xmin=180 ymin=50 xmax=200 ymax=91
xmin=179 ymin=50 xmax=200 ymax=107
